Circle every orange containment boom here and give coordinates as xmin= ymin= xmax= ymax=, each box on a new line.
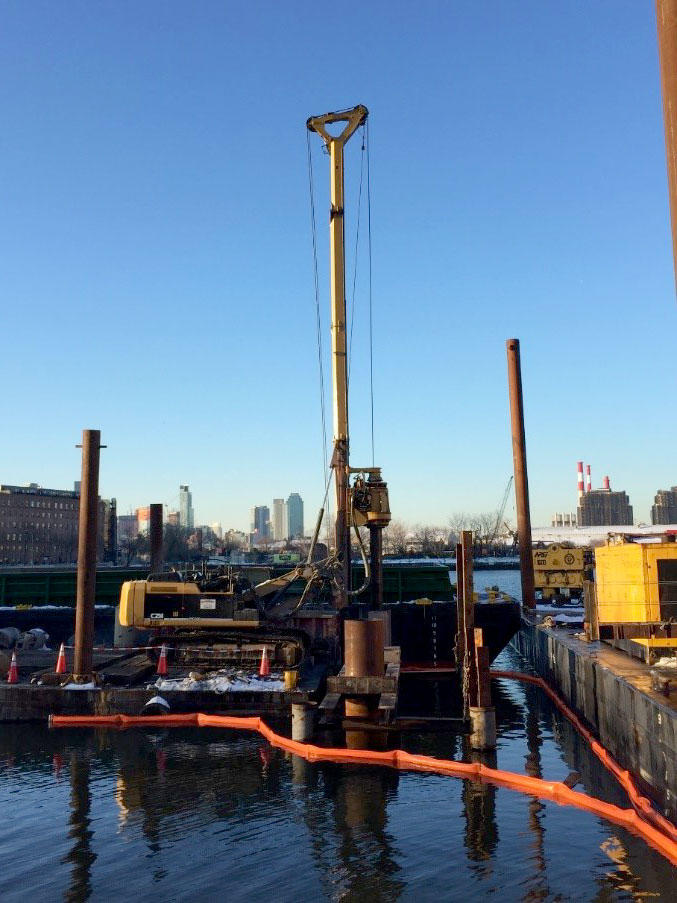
xmin=490 ymin=670 xmax=677 ymax=846
xmin=51 ymin=695 xmax=677 ymax=866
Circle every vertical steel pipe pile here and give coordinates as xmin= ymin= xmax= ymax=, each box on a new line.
xmin=344 ymin=619 xmax=384 ymax=677
xmin=369 ymin=525 xmax=383 ymax=609
xmin=506 ymin=339 xmax=535 ymax=610
xmin=73 ymin=429 xmax=101 ymax=680
xmin=344 ymin=618 xmax=384 ymax=720
xmin=656 ymin=0 xmax=677 ymax=287
xmin=149 ymin=504 xmax=163 ymax=574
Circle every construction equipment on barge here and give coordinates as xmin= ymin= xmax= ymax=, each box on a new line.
xmin=585 ymin=532 xmax=677 ymax=665
xmin=107 ymin=104 xmax=520 ymax=721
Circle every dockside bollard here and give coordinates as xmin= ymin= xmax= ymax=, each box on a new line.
xmin=291 ymin=704 xmax=315 ymax=742
xmin=469 ymin=706 xmax=497 ymax=750
xmin=470 ymin=628 xmax=496 ymax=750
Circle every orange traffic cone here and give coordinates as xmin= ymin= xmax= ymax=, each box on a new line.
xmin=7 ymin=650 xmax=18 ymax=684
xmin=156 ymin=645 xmax=168 ymax=676
xmin=259 ymin=646 xmax=270 ymax=677
xmin=55 ymin=643 xmax=66 ymax=675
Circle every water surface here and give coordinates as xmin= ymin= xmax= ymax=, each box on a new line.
xmin=1 ymin=571 xmax=673 ymax=901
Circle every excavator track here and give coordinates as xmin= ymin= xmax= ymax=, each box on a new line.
xmin=148 ymin=626 xmax=310 ymax=671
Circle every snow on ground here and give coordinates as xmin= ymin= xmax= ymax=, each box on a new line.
xmin=653 ymin=656 xmax=677 ymax=670
xmin=1 ymin=604 xmax=114 ymax=610
xmin=154 ymin=672 xmax=284 ymax=693
xmin=536 ymin=604 xmax=585 ymax=616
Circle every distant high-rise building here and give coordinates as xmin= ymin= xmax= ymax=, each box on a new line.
xmin=272 ymin=498 xmax=287 ymax=540
xmin=136 ymin=506 xmax=151 ymax=535
xmin=179 ymin=485 xmax=194 ymax=530
xmin=101 ymin=497 xmax=117 ymax=563
xmin=250 ymin=506 xmax=270 ymax=545
xmin=167 ymin=510 xmax=180 ymax=527
xmin=577 ymin=477 xmax=633 ymax=526
xmin=651 ymin=487 xmax=677 ymax=525
xmin=211 ymin=521 xmax=223 ymax=540
xmin=117 ymin=513 xmax=138 ymax=542
xmin=287 ymin=493 xmax=304 ymax=539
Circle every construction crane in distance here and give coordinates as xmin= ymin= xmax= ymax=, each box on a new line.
xmin=490 ymin=476 xmax=514 ymax=545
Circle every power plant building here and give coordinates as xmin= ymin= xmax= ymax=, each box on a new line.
xmin=574 ymin=462 xmax=633 ymax=527
xmin=577 ymin=482 xmax=633 ymax=527
xmin=651 ymin=487 xmax=677 ymax=525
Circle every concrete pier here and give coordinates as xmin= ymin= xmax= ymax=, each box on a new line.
xmin=512 ymin=618 xmax=677 ymax=823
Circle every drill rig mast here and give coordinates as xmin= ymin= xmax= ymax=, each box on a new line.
xmin=307 ymin=105 xmax=390 ymax=607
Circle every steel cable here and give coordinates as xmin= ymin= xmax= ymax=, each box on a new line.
xmin=306 ymin=131 xmax=330 ymax=489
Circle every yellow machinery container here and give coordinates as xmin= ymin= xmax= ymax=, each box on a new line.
xmin=532 ymin=544 xmax=586 ymax=599
xmin=594 ymin=539 xmax=677 ymax=624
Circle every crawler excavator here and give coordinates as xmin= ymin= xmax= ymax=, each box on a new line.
xmin=118 ymin=541 xmax=344 ymax=672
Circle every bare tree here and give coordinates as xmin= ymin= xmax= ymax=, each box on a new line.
xmin=411 ymin=523 xmax=446 ymax=557
xmin=448 ymin=510 xmax=506 ymax=556
xmin=383 ymin=520 xmax=408 ymax=556
xmin=447 ymin=512 xmax=468 ymax=548
xmin=119 ymin=532 xmax=148 ymax=567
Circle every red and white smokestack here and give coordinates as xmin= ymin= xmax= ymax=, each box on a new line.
xmin=603 ymin=475 xmax=610 ymax=491
xmin=577 ymin=461 xmax=584 ymax=499
xmin=585 ymin=464 xmax=591 ymax=493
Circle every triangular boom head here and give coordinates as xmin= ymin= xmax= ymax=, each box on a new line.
xmin=306 ymin=104 xmax=368 ymax=147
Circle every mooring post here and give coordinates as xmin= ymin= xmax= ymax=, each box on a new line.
xmin=583 ymin=579 xmax=600 ymax=642
xmin=656 ymin=0 xmax=677 ymax=289
xmin=506 ymin=339 xmax=536 ymax=610
xmin=456 ymin=530 xmax=476 ymax=718
xmin=73 ymin=429 xmax=102 ymax=682
xmin=149 ymin=504 xmax=163 ymax=574
xmin=455 ymin=541 xmax=466 ymax=680
xmin=291 ymin=703 xmax=315 ymax=742
xmin=469 ymin=627 xmax=496 ymax=750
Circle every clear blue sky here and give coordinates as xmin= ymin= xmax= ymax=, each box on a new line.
xmin=1 ymin=1 xmax=674 ymax=530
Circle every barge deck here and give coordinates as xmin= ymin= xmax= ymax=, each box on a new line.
xmin=513 ymin=615 xmax=677 ymax=824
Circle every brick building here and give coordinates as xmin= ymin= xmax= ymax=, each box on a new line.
xmin=0 ymin=483 xmax=114 ymax=565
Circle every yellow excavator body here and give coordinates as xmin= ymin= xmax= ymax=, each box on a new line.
xmin=119 ymin=579 xmax=260 ymax=630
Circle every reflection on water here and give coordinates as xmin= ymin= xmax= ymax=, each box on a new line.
xmin=64 ymin=754 xmax=95 ymax=903
xmin=462 ymin=750 xmax=498 ymax=864
xmin=0 ymin=647 xmax=674 ymax=902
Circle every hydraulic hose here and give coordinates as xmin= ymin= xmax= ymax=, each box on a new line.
xmin=346 ymin=497 xmax=370 ymax=597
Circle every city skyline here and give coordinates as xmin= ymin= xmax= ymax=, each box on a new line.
xmin=5 ymin=469 xmax=677 ymax=566
xmin=7 ymin=471 xmax=677 ymax=538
